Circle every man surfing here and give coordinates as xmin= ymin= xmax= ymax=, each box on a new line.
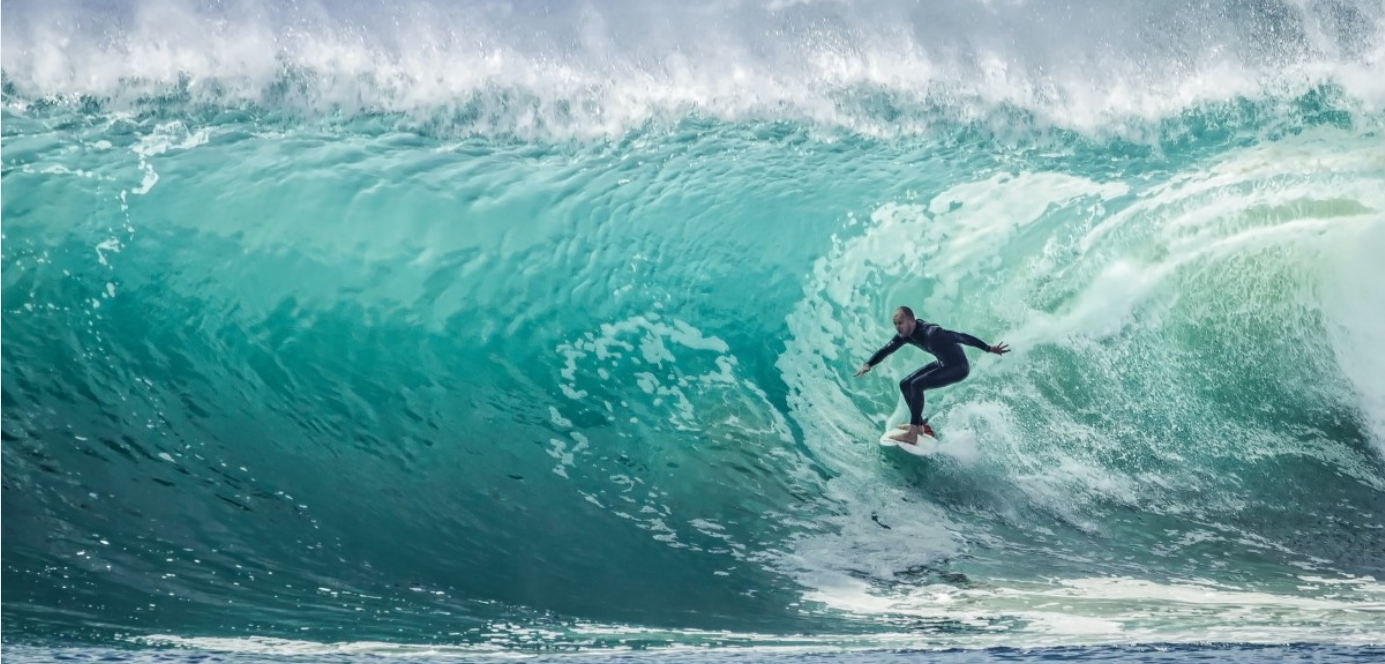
xmin=854 ymin=306 xmax=1009 ymax=446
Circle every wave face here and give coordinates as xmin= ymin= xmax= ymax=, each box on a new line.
xmin=4 ymin=0 xmax=1385 ymax=654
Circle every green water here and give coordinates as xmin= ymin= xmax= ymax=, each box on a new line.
xmin=4 ymin=0 xmax=1385 ymax=654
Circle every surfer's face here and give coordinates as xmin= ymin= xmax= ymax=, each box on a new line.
xmin=892 ymin=311 xmax=916 ymax=336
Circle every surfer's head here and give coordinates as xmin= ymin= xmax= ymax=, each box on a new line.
xmin=892 ymin=306 xmax=917 ymax=336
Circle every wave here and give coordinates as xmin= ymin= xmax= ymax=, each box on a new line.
xmin=4 ymin=0 xmax=1385 ymax=652
xmin=4 ymin=0 xmax=1385 ymax=138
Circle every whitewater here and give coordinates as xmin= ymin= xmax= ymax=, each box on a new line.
xmin=4 ymin=0 xmax=1385 ymax=661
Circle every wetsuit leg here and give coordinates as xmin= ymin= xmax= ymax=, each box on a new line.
xmin=899 ymin=361 xmax=970 ymax=426
xmin=899 ymin=362 xmax=940 ymax=426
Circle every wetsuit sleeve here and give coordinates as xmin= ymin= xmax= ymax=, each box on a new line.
xmin=949 ymin=330 xmax=991 ymax=351
xmin=866 ymin=336 xmax=906 ymax=367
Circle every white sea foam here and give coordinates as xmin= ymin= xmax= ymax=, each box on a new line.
xmin=4 ymin=0 xmax=1383 ymax=138
xmin=129 ymin=571 xmax=1385 ymax=650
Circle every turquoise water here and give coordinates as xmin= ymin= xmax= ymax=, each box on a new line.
xmin=4 ymin=0 xmax=1385 ymax=660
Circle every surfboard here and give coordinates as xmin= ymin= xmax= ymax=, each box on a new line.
xmin=878 ymin=429 xmax=939 ymax=457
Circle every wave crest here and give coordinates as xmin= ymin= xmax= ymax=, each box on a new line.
xmin=4 ymin=0 xmax=1384 ymax=138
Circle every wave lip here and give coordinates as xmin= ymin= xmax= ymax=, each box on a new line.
xmin=4 ymin=0 xmax=1384 ymax=137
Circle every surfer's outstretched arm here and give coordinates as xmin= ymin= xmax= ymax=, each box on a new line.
xmin=952 ymin=331 xmax=990 ymax=351
xmin=854 ymin=335 xmax=905 ymax=376
xmin=951 ymin=330 xmax=1010 ymax=355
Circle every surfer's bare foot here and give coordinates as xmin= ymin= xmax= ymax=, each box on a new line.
xmin=896 ymin=424 xmax=911 ymax=431
xmin=888 ymin=430 xmax=919 ymax=445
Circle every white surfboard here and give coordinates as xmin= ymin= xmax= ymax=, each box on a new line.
xmin=878 ymin=429 xmax=939 ymax=457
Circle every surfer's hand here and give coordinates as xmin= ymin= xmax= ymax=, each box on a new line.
xmin=989 ymin=343 xmax=1011 ymax=356
xmin=853 ymin=364 xmax=871 ymax=377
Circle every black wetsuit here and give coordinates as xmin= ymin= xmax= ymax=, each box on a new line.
xmin=867 ymin=322 xmax=991 ymax=426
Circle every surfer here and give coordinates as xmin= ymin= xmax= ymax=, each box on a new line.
xmin=854 ymin=306 xmax=1009 ymax=445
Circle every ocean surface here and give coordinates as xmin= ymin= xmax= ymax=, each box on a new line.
xmin=4 ymin=0 xmax=1385 ymax=661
